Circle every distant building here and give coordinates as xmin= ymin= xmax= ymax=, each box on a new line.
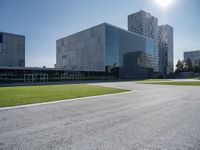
xmin=128 ymin=10 xmax=159 ymax=72
xmin=0 ymin=32 xmax=25 ymax=67
xmin=184 ymin=50 xmax=200 ymax=66
xmin=56 ymin=23 xmax=155 ymax=78
xmin=158 ymin=25 xmax=174 ymax=76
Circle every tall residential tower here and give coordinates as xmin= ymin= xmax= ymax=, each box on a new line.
xmin=128 ymin=10 xmax=159 ymax=72
xmin=158 ymin=25 xmax=174 ymax=76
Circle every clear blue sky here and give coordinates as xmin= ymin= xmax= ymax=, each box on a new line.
xmin=0 ymin=0 xmax=200 ymax=67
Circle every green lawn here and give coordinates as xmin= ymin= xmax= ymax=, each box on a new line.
xmin=145 ymin=81 xmax=200 ymax=86
xmin=0 ymin=84 xmax=129 ymax=107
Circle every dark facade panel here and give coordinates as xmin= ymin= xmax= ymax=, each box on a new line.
xmin=0 ymin=67 xmax=115 ymax=83
xmin=0 ymin=32 xmax=25 ymax=67
xmin=119 ymin=51 xmax=153 ymax=79
xmin=0 ymin=33 xmax=3 ymax=53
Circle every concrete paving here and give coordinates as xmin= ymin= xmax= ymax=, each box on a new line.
xmin=0 ymin=82 xmax=200 ymax=150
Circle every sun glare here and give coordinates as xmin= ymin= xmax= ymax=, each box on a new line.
xmin=154 ymin=0 xmax=174 ymax=8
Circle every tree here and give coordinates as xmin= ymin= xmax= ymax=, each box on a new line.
xmin=185 ymin=58 xmax=193 ymax=71
xmin=175 ymin=59 xmax=184 ymax=72
xmin=193 ymin=59 xmax=200 ymax=73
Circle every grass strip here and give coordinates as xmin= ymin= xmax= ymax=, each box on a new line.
xmin=0 ymin=84 xmax=129 ymax=107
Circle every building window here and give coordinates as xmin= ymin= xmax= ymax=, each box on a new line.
xmin=62 ymin=55 xmax=66 ymax=59
xmin=0 ymin=43 xmax=2 ymax=53
xmin=19 ymin=60 xmax=25 ymax=67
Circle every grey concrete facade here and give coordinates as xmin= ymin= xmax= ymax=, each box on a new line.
xmin=128 ymin=10 xmax=159 ymax=72
xmin=158 ymin=25 xmax=174 ymax=76
xmin=56 ymin=24 xmax=105 ymax=71
xmin=56 ymin=23 xmax=154 ymax=78
xmin=184 ymin=50 xmax=200 ymax=66
xmin=0 ymin=32 xmax=25 ymax=67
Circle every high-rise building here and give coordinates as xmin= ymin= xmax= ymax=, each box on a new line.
xmin=128 ymin=10 xmax=158 ymax=72
xmin=184 ymin=50 xmax=200 ymax=66
xmin=56 ymin=23 xmax=154 ymax=78
xmin=0 ymin=32 xmax=25 ymax=67
xmin=158 ymin=25 xmax=174 ymax=76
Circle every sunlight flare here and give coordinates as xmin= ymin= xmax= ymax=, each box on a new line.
xmin=154 ymin=0 xmax=174 ymax=8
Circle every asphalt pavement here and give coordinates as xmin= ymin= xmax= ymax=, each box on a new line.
xmin=0 ymin=81 xmax=200 ymax=150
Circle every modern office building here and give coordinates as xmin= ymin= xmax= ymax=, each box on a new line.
xmin=0 ymin=10 xmax=175 ymax=82
xmin=56 ymin=23 xmax=155 ymax=78
xmin=128 ymin=10 xmax=159 ymax=72
xmin=158 ymin=25 xmax=174 ymax=76
xmin=0 ymin=32 xmax=25 ymax=67
xmin=184 ymin=50 xmax=200 ymax=66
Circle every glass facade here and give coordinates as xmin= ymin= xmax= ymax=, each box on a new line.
xmin=128 ymin=10 xmax=159 ymax=72
xmin=184 ymin=51 xmax=200 ymax=66
xmin=0 ymin=33 xmax=2 ymax=53
xmin=105 ymin=25 xmax=119 ymax=67
xmin=145 ymin=38 xmax=154 ymax=69
xmin=56 ymin=23 xmax=155 ymax=78
xmin=56 ymin=24 xmax=105 ymax=71
xmin=158 ymin=25 xmax=174 ymax=76
xmin=105 ymin=24 xmax=154 ymax=70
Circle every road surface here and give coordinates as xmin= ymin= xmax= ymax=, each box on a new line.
xmin=0 ymin=82 xmax=200 ymax=150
